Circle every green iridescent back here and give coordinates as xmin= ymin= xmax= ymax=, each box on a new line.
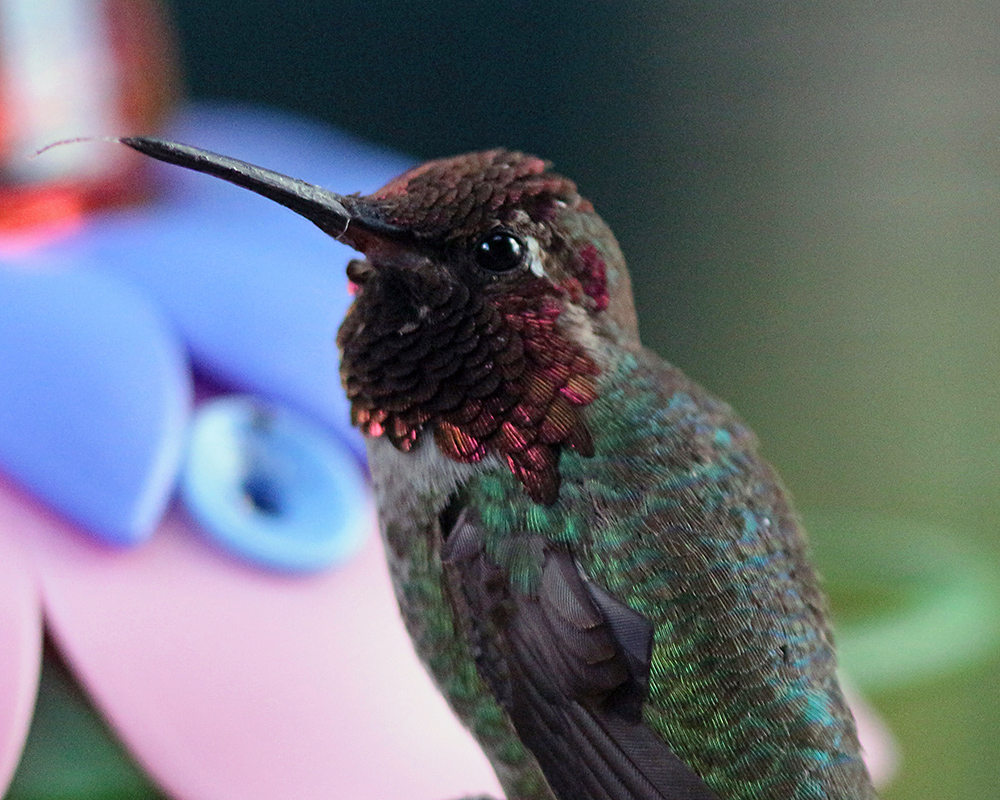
xmin=464 ymin=347 xmax=875 ymax=800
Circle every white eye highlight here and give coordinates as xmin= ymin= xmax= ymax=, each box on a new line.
xmin=527 ymin=236 xmax=546 ymax=278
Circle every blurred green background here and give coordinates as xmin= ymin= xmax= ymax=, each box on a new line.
xmin=163 ymin=1 xmax=1000 ymax=796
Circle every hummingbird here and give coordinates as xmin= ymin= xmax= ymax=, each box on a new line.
xmin=119 ymin=137 xmax=877 ymax=800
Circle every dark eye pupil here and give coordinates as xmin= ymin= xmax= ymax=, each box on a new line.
xmin=475 ymin=232 xmax=525 ymax=272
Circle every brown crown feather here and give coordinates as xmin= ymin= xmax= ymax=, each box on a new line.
xmin=365 ymin=149 xmax=590 ymax=239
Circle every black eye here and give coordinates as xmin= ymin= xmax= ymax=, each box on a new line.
xmin=474 ymin=231 xmax=526 ymax=272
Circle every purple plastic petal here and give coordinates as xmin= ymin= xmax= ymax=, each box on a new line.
xmin=0 ymin=264 xmax=191 ymax=545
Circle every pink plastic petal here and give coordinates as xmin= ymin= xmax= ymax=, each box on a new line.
xmin=843 ymin=680 xmax=899 ymax=789
xmin=0 ymin=476 xmax=45 ymax=796
xmin=17 ymin=493 xmax=501 ymax=800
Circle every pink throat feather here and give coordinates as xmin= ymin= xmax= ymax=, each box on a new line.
xmin=343 ymin=279 xmax=598 ymax=504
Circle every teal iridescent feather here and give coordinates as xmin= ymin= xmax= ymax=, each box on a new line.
xmin=462 ymin=347 xmax=873 ymax=799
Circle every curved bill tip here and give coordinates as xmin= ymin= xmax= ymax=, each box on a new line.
xmin=119 ymin=136 xmax=355 ymax=239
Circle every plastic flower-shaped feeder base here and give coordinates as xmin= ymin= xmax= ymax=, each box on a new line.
xmin=0 ymin=471 xmax=503 ymax=800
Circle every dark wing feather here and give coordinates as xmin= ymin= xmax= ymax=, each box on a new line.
xmin=442 ymin=516 xmax=720 ymax=800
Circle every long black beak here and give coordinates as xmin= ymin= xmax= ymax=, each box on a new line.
xmin=119 ymin=136 xmax=400 ymax=243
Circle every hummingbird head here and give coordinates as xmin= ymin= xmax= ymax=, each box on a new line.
xmin=120 ymin=139 xmax=639 ymax=503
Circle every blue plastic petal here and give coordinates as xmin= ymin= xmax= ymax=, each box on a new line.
xmin=181 ymin=395 xmax=371 ymax=572
xmin=0 ymin=264 xmax=191 ymax=545
xmin=57 ymin=103 xmax=413 ymax=460
xmin=66 ymin=214 xmax=365 ymax=456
